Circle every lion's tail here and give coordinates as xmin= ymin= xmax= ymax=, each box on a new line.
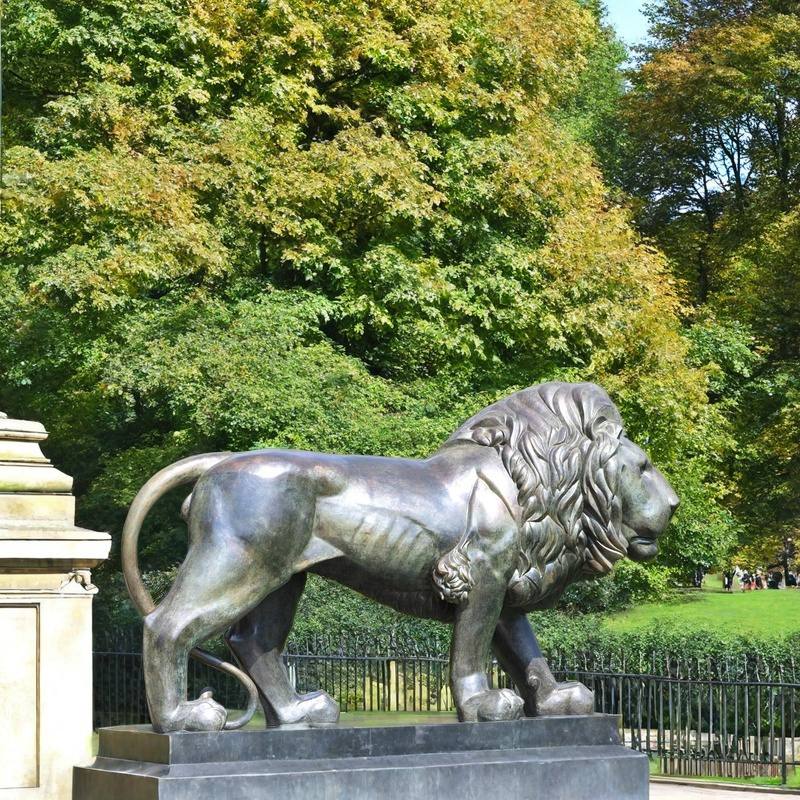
xmin=121 ymin=452 xmax=260 ymax=730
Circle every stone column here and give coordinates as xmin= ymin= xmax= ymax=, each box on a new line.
xmin=0 ymin=412 xmax=110 ymax=799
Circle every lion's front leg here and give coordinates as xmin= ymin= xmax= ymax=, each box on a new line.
xmin=492 ymin=611 xmax=594 ymax=716
xmin=450 ymin=577 xmax=524 ymax=722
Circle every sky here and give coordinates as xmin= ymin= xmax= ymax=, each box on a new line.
xmin=603 ymin=0 xmax=650 ymax=47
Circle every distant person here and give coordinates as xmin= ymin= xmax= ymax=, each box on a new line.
xmin=723 ymin=569 xmax=734 ymax=592
xmin=755 ymin=571 xmax=764 ymax=590
xmin=741 ymin=570 xmax=751 ymax=591
xmin=693 ymin=566 xmax=704 ymax=588
xmin=788 ymin=572 xmax=798 ymax=588
xmin=733 ymin=565 xmax=743 ymax=591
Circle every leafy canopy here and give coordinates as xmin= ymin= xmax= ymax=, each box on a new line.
xmin=610 ymin=0 xmax=800 ymax=562
xmin=0 ymin=0 xmax=735 ymax=619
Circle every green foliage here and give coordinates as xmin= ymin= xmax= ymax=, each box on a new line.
xmin=684 ymin=317 xmax=762 ymax=400
xmin=0 ymin=0 xmax=739 ymax=630
xmin=610 ymin=0 xmax=800 ymax=562
xmin=534 ymin=612 xmax=800 ymax=676
xmin=558 ymin=560 xmax=673 ymax=614
xmin=559 ymin=1 xmax=629 ymax=161
xmin=531 ymin=582 xmax=800 ymax=676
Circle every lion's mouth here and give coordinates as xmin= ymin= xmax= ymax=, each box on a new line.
xmin=628 ymin=539 xmax=658 ymax=561
xmin=623 ymin=525 xmax=660 ymax=561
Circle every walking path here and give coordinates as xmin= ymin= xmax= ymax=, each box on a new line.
xmin=651 ymin=781 xmax=796 ymax=799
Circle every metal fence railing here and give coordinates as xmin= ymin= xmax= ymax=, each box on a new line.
xmin=93 ymin=633 xmax=800 ymax=783
xmin=564 ymin=668 xmax=800 ymax=782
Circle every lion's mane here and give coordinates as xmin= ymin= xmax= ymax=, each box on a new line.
xmin=444 ymin=382 xmax=629 ymax=608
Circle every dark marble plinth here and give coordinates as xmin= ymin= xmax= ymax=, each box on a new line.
xmin=73 ymin=714 xmax=647 ymax=799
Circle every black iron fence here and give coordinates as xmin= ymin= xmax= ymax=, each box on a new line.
xmin=93 ymin=631 xmax=800 ymax=783
xmin=568 ymin=669 xmax=800 ymax=782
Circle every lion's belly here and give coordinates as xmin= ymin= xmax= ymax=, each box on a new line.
xmin=310 ymin=558 xmax=456 ymax=622
xmin=311 ymin=502 xmax=452 ymax=585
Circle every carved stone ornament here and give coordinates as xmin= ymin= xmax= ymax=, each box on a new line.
xmin=0 ymin=414 xmax=110 ymax=571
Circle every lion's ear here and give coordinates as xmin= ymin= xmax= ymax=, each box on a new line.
xmin=589 ymin=408 xmax=623 ymax=440
xmin=470 ymin=415 xmax=512 ymax=447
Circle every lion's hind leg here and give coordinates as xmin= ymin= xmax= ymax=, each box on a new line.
xmin=227 ymin=572 xmax=339 ymax=727
xmin=143 ymin=539 xmax=287 ymax=733
xmin=144 ymin=466 xmax=322 ymax=733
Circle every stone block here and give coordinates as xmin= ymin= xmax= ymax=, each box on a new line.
xmin=0 ymin=493 xmax=76 ymax=525
xmin=74 ymin=714 xmax=648 ymax=799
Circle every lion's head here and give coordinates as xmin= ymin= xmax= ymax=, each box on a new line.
xmin=446 ymin=382 xmax=679 ymax=609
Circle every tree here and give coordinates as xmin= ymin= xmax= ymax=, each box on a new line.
xmin=613 ymin=0 xmax=800 ymax=558
xmin=617 ymin=1 xmax=799 ymax=299
xmin=0 ymin=0 xmax=735 ymax=622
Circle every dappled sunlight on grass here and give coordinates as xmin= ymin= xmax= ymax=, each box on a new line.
xmin=242 ymin=710 xmax=457 ymax=729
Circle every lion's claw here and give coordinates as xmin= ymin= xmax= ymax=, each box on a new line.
xmin=526 ymin=658 xmax=594 ymax=716
xmin=536 ymin=681 xmax=594 ymax=716
xmin=460 ymin=688 xmax=524 ymax=722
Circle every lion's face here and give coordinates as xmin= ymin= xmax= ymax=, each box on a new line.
xmin=447 ymin=382 xmax=681 ymax=605
xmin=616 ymin=437 xmax=679 ymax=562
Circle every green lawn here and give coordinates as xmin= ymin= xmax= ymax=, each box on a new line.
xmin=604 ymin=582 xmax=800 ymax=636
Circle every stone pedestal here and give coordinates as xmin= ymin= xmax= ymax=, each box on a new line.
xmin=0 ymin=413 xmax=110 ymax=799
xmin=74 ymin=715 xmax=648 ymax=799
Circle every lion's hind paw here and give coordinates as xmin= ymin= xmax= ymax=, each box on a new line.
xmin=176 ymin=690 xmax=228 ymax=731
xmin=277 ymin=691 xmax=340 ymax=727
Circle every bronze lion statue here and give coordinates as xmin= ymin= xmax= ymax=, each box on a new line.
xmin=122 ymin=381 xmax=678 ymax=732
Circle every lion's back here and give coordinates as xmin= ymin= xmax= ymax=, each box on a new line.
xmin=204 ymin=448 xmax=352 ymax=496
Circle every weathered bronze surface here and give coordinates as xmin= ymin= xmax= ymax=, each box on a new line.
xmin=122 ymin=382 xmax=678 ymax=733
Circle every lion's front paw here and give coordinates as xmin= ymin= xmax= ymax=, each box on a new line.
xmin=536 ymin=681 xmax=594 ymax=716
xmin=460 ymin=688 xmax=524 ymax=722
xmin=276 ymin=691 xmax=340 ymax=726
xmin=175 ymin=690 xmax=228 ymax=731
xmin=525 ymin=657 xmax=594 ymax=716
